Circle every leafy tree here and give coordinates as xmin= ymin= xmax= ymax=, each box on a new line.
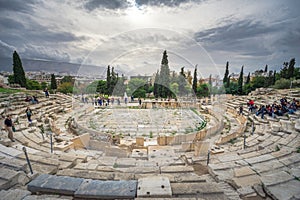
xmin=96 ymin=80 xmax=107 ymax=94
xmin=237 ymin=66 xmax=244 ymax=95
xmin=85 ymin=81 xmax=98 ymax=94
xmin=288 ymin=58 xmax=295 ymax=79
xmin=192 ymin=65 xmax=197 ymax=95
xmin=41 ymin=82 xmax=48 ymax=90
xmin=50 ymin=74 xmax=57 ymax=90
xmin=280 ymin=62 xmax=289 ymax=79
xmin=57 ymin=82 xmax=74 ymax=94
xmin=127 ymin=78 xmax=146 ymax=96
xmin=223 ymin=61 xmax=229 ymax=84
xmin=252 ymin=76 xmax=265 ymax=89
xmin=26 ymin=79 xmax=41 ymax=90
xmin=273 ymin=70 xmax=277 ymax=85
xmin=273 ymin=78 xmax=291 ymax=89
xmin=159 ymin=50 xmax=171 ymax=98
xmin=196 ymin=83 xmax=209 ymax=97
xmin=61 ymin=76 xmax=74 ymax=84
xmin=8 ymin=75 xmax=15 ymax=84
xmin=13 ymin=51 xmax=26 ymax=87
xmin=170 ymin=82 xmax=179 ymax=95
xmin=245 ymin=72 xmax=250 ymax=84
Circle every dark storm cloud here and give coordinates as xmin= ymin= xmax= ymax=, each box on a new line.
xmin=194 ymin=19 xmax=282 ymax=57
xmin=135 ymin=0 xmax=203 ymax=7
xmin=0 ymin=0 xmax=36 ymax=13
xmin=84 ymin=0 xmax=130 ymax=11
xmin=0 ymin=17 xmax=25 ymax=30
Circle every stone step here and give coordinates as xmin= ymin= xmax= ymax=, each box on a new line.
xmin=27 ymin=174 xmax=138 ymax=199
xmin=0 ymin=189 xmax=31 ymax=200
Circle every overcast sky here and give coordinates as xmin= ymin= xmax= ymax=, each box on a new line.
xmin=0 ymin=0 xmax=299 ymax=78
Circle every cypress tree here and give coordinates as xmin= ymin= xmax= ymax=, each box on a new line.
xmin=192 ymin=65 xmax=197 ymax=94
xmin=273 ymin=70 xmax=276 ymax=85
xmin=245 ymin=72 xmax=250 ymax=84
xmin=237 ymin=66 xmax=244 ymax=95
xmin=159 ymin=50 xmax=171 ymax=98
xmin=153 ymin=71 xmax=159 ymax=98
xmin=13 ymin=51 xmax=26 ymax=87
xmin=106 ymin=65 xmax=111 ymax=95
xmin=178 ymin=67 xmax=186 ymax=96
xmin=50 ymin=74 xmax=57 ymax=90
xmin=223 ymin=61 xmax=229 ymax=85
xmin=264 ymin=65 xmax=268 ymax=73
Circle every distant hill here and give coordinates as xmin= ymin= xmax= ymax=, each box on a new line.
xmin=0 ymin=57 xmax=123 ymax=77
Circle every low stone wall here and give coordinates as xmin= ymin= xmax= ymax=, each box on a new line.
xmin=215 ymin=107 xmax=247 ymax=145
xmin=157 ymin=107 xmax=224 ymax=148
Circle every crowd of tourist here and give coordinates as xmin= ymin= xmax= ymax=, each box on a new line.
xmin=247 ymin=97 xmax=299 ymax=119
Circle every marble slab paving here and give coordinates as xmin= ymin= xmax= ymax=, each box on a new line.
xmin=27 ymin=174 xmax=84 ymax=195
xmin=137 ymin=176 xmax=171 ymax=197
xmin=74 ymin=179 xmax=137 ymax=199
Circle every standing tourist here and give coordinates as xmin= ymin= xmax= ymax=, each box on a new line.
xmin=4 ymin=115 xmax=15 ymax=142
xmin=26 ymin=107 xmax=32 ymax=123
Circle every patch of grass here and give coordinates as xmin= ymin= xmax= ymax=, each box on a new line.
xmin=229 ymin=138 xmax=237 ymax=144
xmin=0 ymin=88 xmax=23 ymax=94
xmin=295 ymin=177 xmax=300 ymax=181
xmin=113 ymin=163 xmax=118 ymax=168
xmin=275 ymin=145 xmax=280 ymax=151
xmin=171 ymin=131 xmax=177 ymax=135
xmin=149 ymin=131 xmax=153 ymax=138
xmin=297 ymin=146 xmax=300 ymax=153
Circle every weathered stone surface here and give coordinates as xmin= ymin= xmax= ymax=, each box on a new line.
xmin=279 ymin=154 xmax=300 ymax=166
xmin=137 ymin=176 xmax=171 ymax=197
xmin=264 ymin=180 xmax=300 ymax=200
xmin=260 ymin=171 xmax=294 ymax=186
xmin=27 ymin=174 xmax=84 ymax=195
xmin=56 ymin=169 xmax=114 ymax=180
xmin=234 ymin=166 xmax=256 ymax=177
xmin=0 ymin=189 xmax=31 ymax=200
xmin=232 ymin=174 xmax=261 ymax=188
xmin=23 ymin=194 xmax=73 ymax=200
xmin=244 ymin=154 xmax=275 ymax=165
xmin=74 ymin=179 xmax=137 ymax=199
xmin=237 ymin=186 xmax=256 ymax=197
xmin=160 ymin=165 xmax=194 ymax=173
xmin=171 ymin=182 xmax=224 ymax=195
xmin=250 ymin=160 xmax=285 ymax=174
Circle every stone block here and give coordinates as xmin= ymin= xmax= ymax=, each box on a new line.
xmin=27 ymin=174 xmax=84 ymax=195
xmin=171 ymin=182 xmax=224 ymax=196
xmin=74 ymin=179 xmax=137 ymax=199
xmin=232 ymin=174 xmax=261 ymax=189
xmin=0 ymin=189 xmax=31 ymax=200
xmin=160 ymin=166 xmax=194 ymax=173
xmin=260 ymin=171 xmax=294 ymax=187
xmin=137 ymin=176 xmax=171 ymax=197
xmin=264 ymin=180 xmax=300 ymax=200
xmin=234 ymin=166 xmax=256 ymax=177
xmin=136 ymin=137 xmax=144 ymax=146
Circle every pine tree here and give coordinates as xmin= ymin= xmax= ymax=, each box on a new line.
xmin=50 ymin=74 xmax=57 ymax=90
xmin=159 ymin=50 xmax=171 ymax=98
xmin=223 ymin=61 xmax=229 ymax=85
xmin=288 ymin=58 xmax=295 ymax=79
xmin=192 ymin=65 xmax=197 ymax=94
xmin=237 ymin=66 xmax=244 ymax=95
xmin=245 ymin=72 xmax=250 ymax=84
xmin=13 ymin=51 xmax=26 ymax=87
xmin=106 ymin=65 xmax=111 ymax=95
